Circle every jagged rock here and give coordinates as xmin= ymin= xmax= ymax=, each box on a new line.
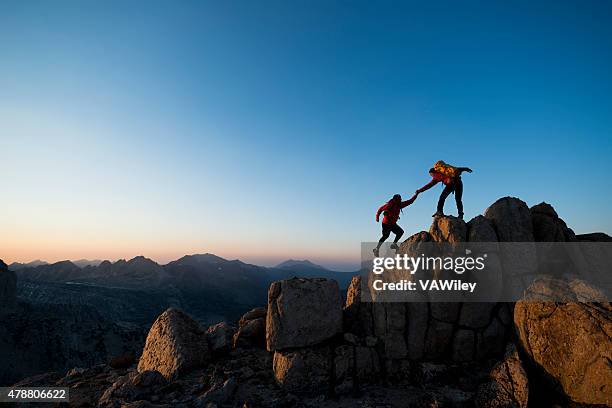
xmin=514 ymin=278 xmax=612 ymax=405
xmin=474 ymin=343 xmax=528 ymax=408
xmin=373 ymin=302 xmax=407 ymax=359
xmin=430 ymin=216 xmax=467 ymax=243
xmin=484 ymin=197 xmax=534 ymax=242
xmin=206 ymin=322 xmax=236 ymax=354
xmin=530 ymin=202 xmax=576 ymax=242
xmin=66 ymin=367 xmax=87 ymax=378
xmin=137 ymin=308 xmax=208 ymax=380
xmin=198 ymin=377 xmax=237 ymax=405
xmin=238 ymin=307 xmax=266 ymax=326
xmin=266 ymin=278 xmax=342 ymax=351
xmin=484 ymin=197 xmax=536 ymax=296
xmin=0 ymin=259 xmax=17 ymax=308
xmin=99 ymin=370 xmax=167 ymax=407
xmin=467 ymin=216 xmax=498 ymax=243
xmin=233 ymin=317 xmax=265 ymax=349
xmin=336 ymin=346 xmax=375 ymax=382
xmin=343 ymin=276 xmax=374 ymax=337
xmin=399 ymin=230 xmax=433 ymax=252
xmin=272 ymin=346 xmax=331 ymax=394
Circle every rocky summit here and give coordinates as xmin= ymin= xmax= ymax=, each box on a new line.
xmin=7 ymin=196 xmax=612 ymax=407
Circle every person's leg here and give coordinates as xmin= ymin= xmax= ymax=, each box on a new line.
xmin=392 ymin=224 xmax=404 ymax=243
xmin=375 ymin=224 xmax=392 ymax=251
xmin=436 ymin=184 xmax=453 ymax=215
xmin=390 ymin=224 xmax=404 ymax=249
xmin=454 ymin=177 xmax=464 ymax=218
xmin=374 ymin=224 xmax=392 ymax=256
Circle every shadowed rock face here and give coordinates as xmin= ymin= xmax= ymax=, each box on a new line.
xmin=514 ymin=278 xmax=612 ymax=405
xmin=360 ymin=216 xmax=511 ymax=365
xmin=484 ymin=197 xmax=534 ymax=242
xmin=273 ymin=346 xmax=332 ymax=394
xmin=137 ymin=308 xmax=209 ymax=380
xmin=530 ymin=202 xmax=576 ymax=242
xmin=475 ymin=343 xmax=529 ymax=408
xmin=233 ymin=308 xmax=266 ymax=349
xmin=266 ymin=277 xmax=342 ymax=351
xmin=206 ymin=322 xmax=236 ymax=355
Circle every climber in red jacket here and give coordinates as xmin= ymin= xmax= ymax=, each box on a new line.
xmin=417 ymin=162 xmax=472 ymax=219
xmin=373 ymin=192 xmax=419 ymax=257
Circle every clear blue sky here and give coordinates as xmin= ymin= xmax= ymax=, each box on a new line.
xmin=1 ymin=0 xmax=611 ymax=270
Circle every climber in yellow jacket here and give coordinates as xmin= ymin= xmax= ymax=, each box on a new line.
xmin=416 ymin=160 xmax=473 ymax=219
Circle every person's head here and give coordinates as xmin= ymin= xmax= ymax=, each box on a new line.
xmin=429 ymin=167 xmax=436 ymax=176
xmin=392 ymin=194 xmax=401 ymax=203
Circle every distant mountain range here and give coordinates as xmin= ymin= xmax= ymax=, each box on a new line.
xmin=73 ymin=259 xmax=104 ymax=268
xmin=275 ymin=259 xmax=326 ymax=270
xmin=9 ymin=254 xmax=354 ymax=289
xmin=8 ymin=259 xmax=48 ymax=270
xmin=10 ymin=254 xmax=356 ymax=328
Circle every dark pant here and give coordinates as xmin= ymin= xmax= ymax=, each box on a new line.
xmin=437 ymin=176 xmax=464 ymax=215
xmin=378 ymin=222 xmax=404 ymax=245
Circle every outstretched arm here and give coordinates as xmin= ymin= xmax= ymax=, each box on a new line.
xmin=416 ymin=179 xmax=438 ymax=194
xmin=376 ymin=203 xmax=388 ymax=222
xmin=401 ymin=192 xmax=419 ymax=208
xmin=457 ymin=167 xmax=473 ymax=174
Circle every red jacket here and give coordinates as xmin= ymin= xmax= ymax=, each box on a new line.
xmin=376 ymin=196 xmax=416 ymax=225
xmin=417 ymin=172 xmax=454 ymax=193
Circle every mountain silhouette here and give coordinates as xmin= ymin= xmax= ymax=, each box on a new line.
xmin=275 ymin=259 xmax=326 ymax=270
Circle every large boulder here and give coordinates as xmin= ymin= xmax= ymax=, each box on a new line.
xmin=484 ymin=197 xmax=534 ymax=242
xmin=484 ymin=197 xmax=536 ymax=296
xmin=530 ymin=202 xmax=576 ymax=242
xmin=514 ymin=278 xmax=612 ymax=405
xmin=272 ymin=346 xmax=331 ymax=394
xmin=429 ymin=216 xmax=467 ymax=243
xmin=137 ymin=308 xmax=208 ymax=380
xmin=233 ymin=307 xmax=266 ymax=349
xmin=206 ymin=322 xmax=236 ymax=355
xmin=238 ymin=306 xmax=266 ymax=326
xmin=474 ymin=343 xmax=529 ymax=408
xmin=467 ymin=215 xmax=498 ymax=243
xmin=0 ymin=260 xmax=17 ymax=308
xmin=266 ymin=278 xmax=342 ymax=351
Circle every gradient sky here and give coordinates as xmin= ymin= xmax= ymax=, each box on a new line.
xmin=2 ymin=0 xmax=611 ymax=270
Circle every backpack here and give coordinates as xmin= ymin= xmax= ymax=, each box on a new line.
xmin=384 ymin=196 xmax=402 ymax=220
xmin=433 ymin=160 xmax=458 ymax=178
